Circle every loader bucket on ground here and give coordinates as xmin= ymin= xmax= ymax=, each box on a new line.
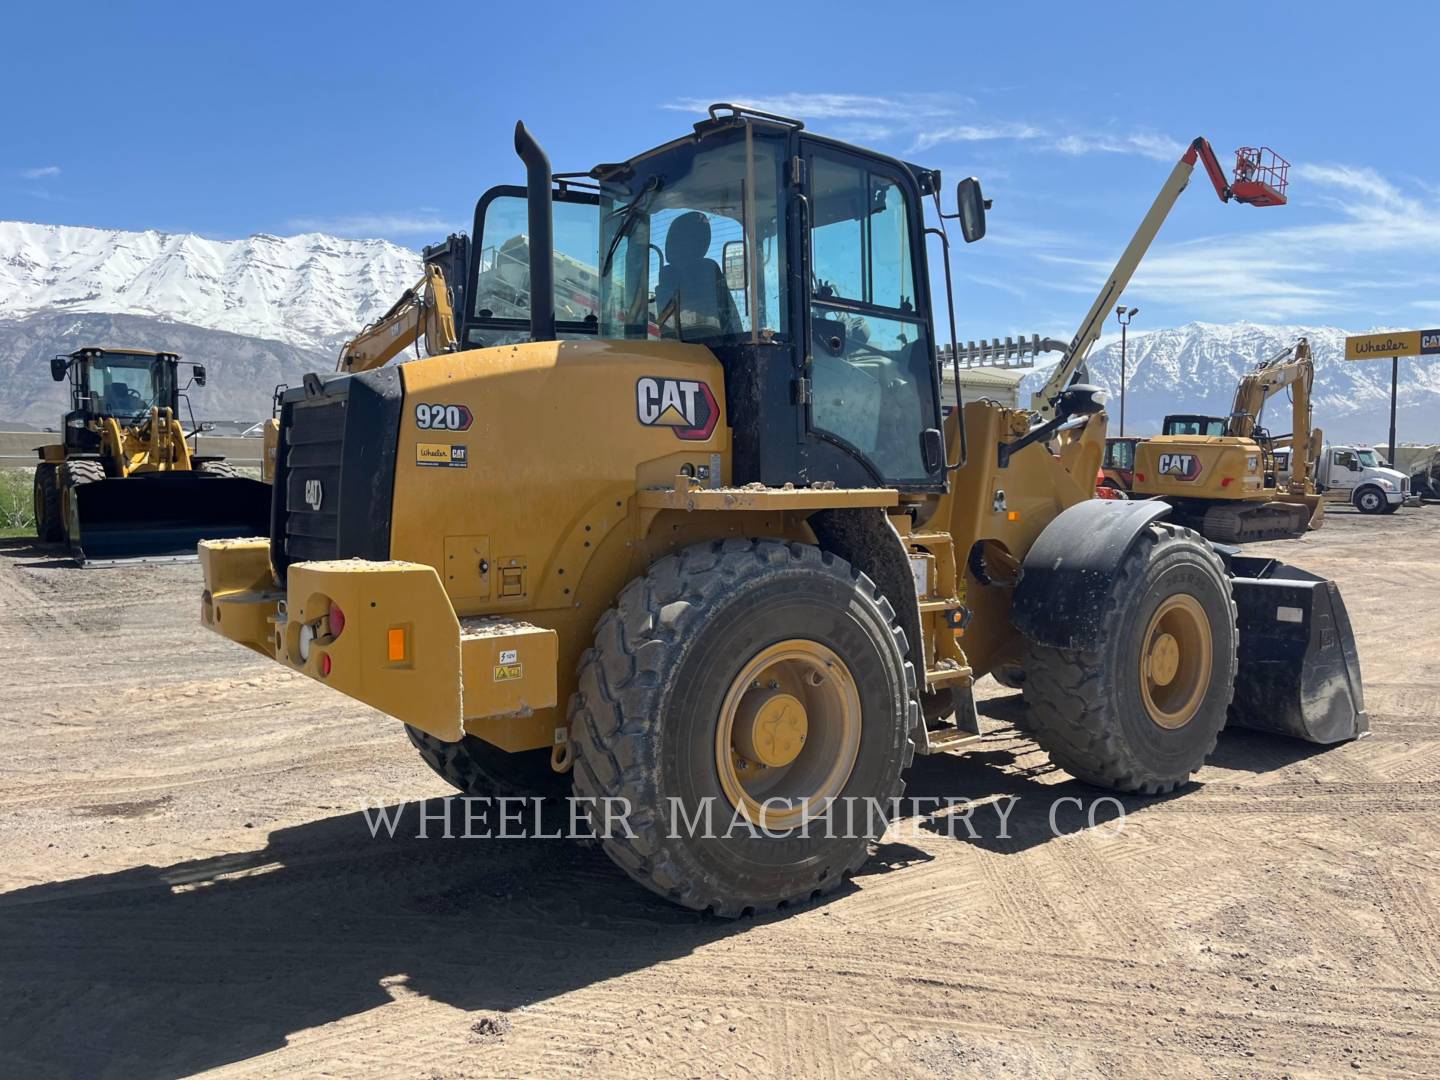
xmin=70 ymin=473 xmax=271 ymax=566
xmin=1226 ymin=554 xmax=1368 ymax=744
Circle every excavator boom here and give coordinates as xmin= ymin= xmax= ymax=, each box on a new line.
xmin=338 ymin=263 xmax=459 ymax=373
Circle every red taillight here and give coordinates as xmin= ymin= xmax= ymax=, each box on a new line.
xmin=320 ymin=653 xmax=332 ymax=677
xmin=1220 ymin=477 xmax=1234 ymax=487
xmin=328 ymin=602 xmax=346 ymax=638
xmin=1136 ymin=472 xmax=1146 ymax=482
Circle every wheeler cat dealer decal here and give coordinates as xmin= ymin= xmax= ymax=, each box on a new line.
xmin=1157 ymin=452 xmax=1203 ymax=480
xmin=416 ymin=443 xmax=468 ymax=468
xmin=636 ymin=376 xmax=719 ymax=440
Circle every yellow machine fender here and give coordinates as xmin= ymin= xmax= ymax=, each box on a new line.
xmin=1010 ymin=498 xmax=1171 ymax=650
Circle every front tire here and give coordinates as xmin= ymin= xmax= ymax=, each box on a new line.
xmin=1020 ymin=523 xmax=1237 ymax=794
xmin=1354 ymin=486 xmax=1386 ymax=514
xmin=570 ymin=539 xmax=917 ymax=916
xmin=196 ymin=460 xmax=239 ymax=478
xmin=33 ymin=464 xmax=62 ymax=542
xmin=58 ymin=459 xmax=106 ymax=541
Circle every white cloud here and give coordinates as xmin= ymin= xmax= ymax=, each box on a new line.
xmin=912 ymin=123 xmax=1045 ymax=150
xmin=21 ymin=165 xmax=61 ymax=179
xmin=1051 ymin=132 xmax=1183 ymax=162
xmin=663 ymin=93 xmax=965 ymax=121
xmin=286 ymin=213 xmax=457 ymax=238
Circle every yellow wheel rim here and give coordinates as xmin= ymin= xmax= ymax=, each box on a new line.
xmin=1139 ymin=594 xmax=1212 ymax=730
xmin=715 ymin=639 xmax=861 ymax=830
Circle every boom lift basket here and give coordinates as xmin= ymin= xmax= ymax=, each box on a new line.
xmin=1230 ymin=146 xmax=1289 ymax=207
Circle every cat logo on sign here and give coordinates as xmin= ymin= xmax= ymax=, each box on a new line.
xmin=1158 ymin=452 xmax=1202 ymax=480
xmin=635 ymin=376 xmax=719 ymax=440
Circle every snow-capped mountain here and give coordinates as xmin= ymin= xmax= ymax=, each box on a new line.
xmin=0 ymin=219 xmax=1436 ymax=443
xmin=1019 ymin=322 xmax=1440 ymax=445
xmin=0 ymin=220 xmax=421 ymax=353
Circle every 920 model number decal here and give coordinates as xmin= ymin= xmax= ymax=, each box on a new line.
xmin=415 ymin=403 xmax=474 ymax=431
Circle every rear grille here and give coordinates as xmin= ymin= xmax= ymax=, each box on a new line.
xmin=283 ymin=396 xmax=346 ymax=562
xmin=271 ymin=368 xmax=403 ymax=581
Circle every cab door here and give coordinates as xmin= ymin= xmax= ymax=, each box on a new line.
xmin=799 ymin=142 xmax=943 ymax=490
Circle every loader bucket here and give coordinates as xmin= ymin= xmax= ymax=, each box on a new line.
xmin=1226 ymin=555 xmax=1368 ymax=744
xmin=70 ymin=473 xmax=271 ymax=565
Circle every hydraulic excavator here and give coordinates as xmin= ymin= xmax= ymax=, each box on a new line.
xmin=199 ymin=108 xmax=1364 ymax=916
xmin=1129 ymin=338 xmax=1325 ymax=542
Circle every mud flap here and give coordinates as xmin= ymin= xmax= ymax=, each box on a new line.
xmin=71 ymin=474 xmax=272 ymax=565
xmin=1226 ymin=555 xmax=1368 ymax=743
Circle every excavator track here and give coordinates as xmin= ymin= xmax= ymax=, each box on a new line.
xmin=1195 ymin=499 xmax=1314 ymax=544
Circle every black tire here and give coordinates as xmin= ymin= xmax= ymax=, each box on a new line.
xmin=404 ymin=725 xmax=568 ymax=799
xmin=1020 ymin=522 xmax=1237 ymax=794
xmin=1354 ymin=486 xmax=1386 ymax=514
xmin=58 ymin=459 xmax=106 ymax=540
xmin=1380 ymin=500 xmax=1400 ymax=515
xmin=569 ymin=538 xmax=917 ymax=917
xmin=197 ymin=460 xmax=239 ymax=478
xmin=33 ymin=464 xmax=62 ymax=543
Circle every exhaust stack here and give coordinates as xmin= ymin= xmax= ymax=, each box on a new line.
xmin=513 ymin=121 xmax=555 ymax=342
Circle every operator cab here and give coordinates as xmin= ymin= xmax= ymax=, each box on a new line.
xmin=1162 ymin=414 xmax=1228 ymax=437
xmin=49 ymin=348 xmax=200 ymax=454
xmin=459 ymin=104 xmax=986 ymax=492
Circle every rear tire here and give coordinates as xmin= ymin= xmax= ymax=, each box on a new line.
xmin=1020 ymin=523 xmax=1237 ymax=794
xmin=33 ymin=464 xmax=62 ymax=543
xmin=404 ymin=725 xmax=567 ymax=799
xmin=58 ymin=459 xmax=106 ymax=541
xmin=570 ymin=539 xmax=917 ymax=916
xmin=1354 ymin=486 xmax=1386 ymax=514
xmin=196 ymin=460 xmax=239 ymax=478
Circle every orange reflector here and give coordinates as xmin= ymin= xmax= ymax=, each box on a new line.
xmin=1007 ymin=510 xmax=1020 ymax=521
xmin=387 ymin=627 xmax=407 ymax=662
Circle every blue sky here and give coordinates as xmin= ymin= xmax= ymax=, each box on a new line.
xmin=4 ymin=0 xmax=1438 ymax=341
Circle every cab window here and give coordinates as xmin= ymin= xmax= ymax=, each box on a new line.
xmin=468 ymin=191 xmax=601 ymax=348
xmin=597 ymin=133 xmax=789 ymax=345
xmin=806 ymin=149 xmax=935 ymax=483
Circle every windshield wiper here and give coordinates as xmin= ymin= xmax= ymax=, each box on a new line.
xmin=600 ymin=175 xmax=661 ymax=276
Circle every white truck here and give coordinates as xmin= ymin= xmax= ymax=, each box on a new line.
xmin=1314 ymin=444 xmax=1414 ymax=514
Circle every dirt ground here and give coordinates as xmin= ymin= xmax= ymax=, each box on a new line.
xmin=1 ymin=506 xmax=1437 ymax=1080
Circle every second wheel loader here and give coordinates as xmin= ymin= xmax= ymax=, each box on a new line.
xmin=200 ymin=107 xmax=1366 ymax=916
xmin=35 ymin=347 xmax=270 ymax=564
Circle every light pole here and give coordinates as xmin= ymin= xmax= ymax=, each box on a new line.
xmin=1115 ymin=306 xmax=1139 ymax=436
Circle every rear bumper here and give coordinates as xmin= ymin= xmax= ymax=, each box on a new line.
xmin=199 ymin=539 xmax=557 ymax=741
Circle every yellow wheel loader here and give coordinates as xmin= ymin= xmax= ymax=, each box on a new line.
xmin=1130 ymin=338 xmax=1325 ymax=542
xmin=200 ymin=107 xmax=1366 ymax=915
xmin=35 ymin=347 xmax=270 ymax=564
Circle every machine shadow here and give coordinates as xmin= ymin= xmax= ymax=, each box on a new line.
xmin=0 ymin=801 xmax=775 ymax=1078
xmin=900 ymin=691 xmax=1335 ymax=854
xmin=0 ymin=536 xmax=76 ymax=569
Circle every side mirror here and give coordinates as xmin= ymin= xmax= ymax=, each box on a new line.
xmin=192 ymin=364 xmax=207 ymax=387
xmin=50 ymin=355 xmax=70 ymax=382
xmin=722 ymin=240 xmax=746 ymax=292
xmin=956 ymin=177 xmax=989 ymax=244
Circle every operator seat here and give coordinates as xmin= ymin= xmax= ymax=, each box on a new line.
xmin=104 ymin=382 xmax=134 ymax=414
xmin=655 ymin=212 xmax=741 ymax=342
